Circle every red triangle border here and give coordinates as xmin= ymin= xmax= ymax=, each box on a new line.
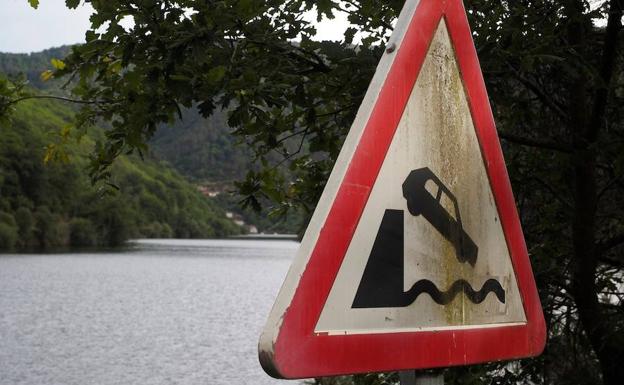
xmin=265 ymin=0 xmax=546 ymax=378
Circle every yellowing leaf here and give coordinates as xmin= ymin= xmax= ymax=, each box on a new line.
xmin=28 ymin=0 xmax=39 ymax=9
xmin=43 ymin=143 xmax=70 ymax=164
xmin=108 ymin=60 xmax=122 ymax=74
xmin=43 ymin=144 xmax=55 ymax=164
xmin=40 ymin=70 xmax=54 ymax=82
xmin=60 ymin=124 xmax=72 ymax=140
xmin=51 ymin=58 xmax=66 ymax=70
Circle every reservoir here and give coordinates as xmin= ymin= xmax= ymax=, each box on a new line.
xmin=0 ymin=239 xmax=298 ymax=385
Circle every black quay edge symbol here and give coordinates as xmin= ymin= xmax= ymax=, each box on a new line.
xmin=351 ymin=167 xmax=506 ymax=309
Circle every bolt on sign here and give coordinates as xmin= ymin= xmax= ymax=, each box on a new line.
xmin=259 ymin=0 xmax=546 ymax=379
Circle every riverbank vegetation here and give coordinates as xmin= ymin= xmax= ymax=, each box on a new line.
xmin=0 ymin=97 xmax=242 ymax=251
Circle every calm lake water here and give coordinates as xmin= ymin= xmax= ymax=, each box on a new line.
xmin=0 ymin=239 xmax=301 ymax=385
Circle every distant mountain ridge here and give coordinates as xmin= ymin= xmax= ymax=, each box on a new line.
xmin=0 ymin=46 xmax=252 ymax=184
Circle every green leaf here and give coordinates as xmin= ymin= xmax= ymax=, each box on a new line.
xmin=206 ymin=66 xmax=227 ymax=83
xmin=108 ymin=60 xmax=122 ymax=74
xmin=315 ymin=0 xmax=334 ymax=19
xmin=85 ymin=30 xmax=98 ymax=42
xmin=344 ymin=27 xmax=357 ymax=45
xmin=27 ymin=0 xmax=39 ymax=9
xmin=65 ymin=0 xmax=80 ymax=9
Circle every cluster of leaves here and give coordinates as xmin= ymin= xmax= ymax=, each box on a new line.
xmin=0 ymin=46 xmax=73 ymax=91
xmin=37 ymin=0 xmax=400 ymax=217
xmin=0 ymin=74 xmax=27 ymax=123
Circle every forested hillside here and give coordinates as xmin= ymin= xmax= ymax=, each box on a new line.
xmin=151 ymin=107 xmax=305 ymax=233
xmin=0 ymin=47 xmax=301 ymax=244
xmin=0 ymin=47 xmax=254 ymax=183
xmin=151 ymin=108 xmax=250 ymax=182
xmin=0 ymin=95 xmax=242 ymax=251
xmin=0 ymin=46 xmax=71 ymax=90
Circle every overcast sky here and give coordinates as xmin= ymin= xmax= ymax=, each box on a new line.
xmin=0 ymin=0 xmax=94 ymax=53
xmin=0 ymin=0 xmax=349 ymax=54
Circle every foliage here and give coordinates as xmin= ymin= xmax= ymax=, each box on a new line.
xmin=0 ymin=46 xmax=72 ymax=90
xmin=0 ymin=46 xmax=304 ymax=233
xmin=464 ymin=1 xmax=624 ymax=384
xmin=32 ymin=0 xmax=394 ymax=216
xmin=69 ymin=217 xmax=98 ymax=246
xmin=306 ymin=372 xmax=399 ymax=385
xmin=0 ymin=96 xmax=243 ymax=251
xmin=0 ymin=74 xmax=26 ymax=122
xmin=212 ymin=192 xmax=304 ymax=234
xmin=150 ymin=107 xmax=252 ymax=182
xmin=0 ymin=211 xmax=19 ymax=250
xmin=0 ymin=47 xmax=75 ymax=124
xmin=6 ymin=1 xmax=624 ymax=385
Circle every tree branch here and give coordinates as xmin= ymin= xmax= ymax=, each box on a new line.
xmin=508 ymin=64 xmax=569 ymax=122
xmin=498 ymin=130 xmax=573 ymax=153
xmin=2 ymin=94 xmax=116 ymax=108
xmin=597 ymin=232 xmax=624 ymax=255
xmin=334 ymin=2 xmax=394 ymax=32
xmin=245 ymin=38 xmax=332 ymax=74
xmin=598 ymin=256 xmax=624 ymax=270
xmin=588 ymin=0 xmax=624 ymax=141
xmin=530 ymin=176 xmax=573 ymax=208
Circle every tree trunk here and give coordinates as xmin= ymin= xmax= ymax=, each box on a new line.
xmin=566 ymin=1 xmax=624 ymax=384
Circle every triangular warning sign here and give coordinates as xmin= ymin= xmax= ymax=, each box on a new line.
xmin=259 ymin=0 xmax=546 ymax=379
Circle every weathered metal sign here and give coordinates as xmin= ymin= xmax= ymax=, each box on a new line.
xmin=259 ymin=0 xmax=546 ymax=379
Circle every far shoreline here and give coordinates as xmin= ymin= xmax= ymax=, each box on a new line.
xmin=228 ymin=234 xmax=298 ymax=241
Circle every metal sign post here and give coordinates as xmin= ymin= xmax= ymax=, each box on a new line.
xmin=399 ymin=372 xmax=444 ymax=385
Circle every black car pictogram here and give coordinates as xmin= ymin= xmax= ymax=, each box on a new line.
xmin=402 ymin=168 xmax=478 ymax=266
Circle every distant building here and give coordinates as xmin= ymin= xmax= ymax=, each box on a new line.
xmin=197 ymin=185 xmax=220 ymax=197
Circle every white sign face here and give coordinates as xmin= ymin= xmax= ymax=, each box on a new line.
xmin=315 ymin=21 xmax=527 ymax=335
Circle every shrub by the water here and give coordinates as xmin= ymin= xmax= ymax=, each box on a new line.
xmin=0 ymin=222 xmax=18 ymax=250
xmin=69 ymin=218 xmax=98 ymax=247
xmin=14 ymin=206 xmax=35 ymax=247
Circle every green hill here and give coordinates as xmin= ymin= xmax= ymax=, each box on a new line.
xmin=150 ymin=107 xmax=251 ymax=182
xmin=0 ymin=46 xmax=72 ymax=90
xmin=0 ymin=46 xmax=253 ymax=183
xmin=0 ymin=46 xmax=303 ymax=237
xmin=0 ymin=97 xmax=243 ymax=251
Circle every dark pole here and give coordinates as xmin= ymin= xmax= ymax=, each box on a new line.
xmin=399 ymin=371 xmax=444 ymax=385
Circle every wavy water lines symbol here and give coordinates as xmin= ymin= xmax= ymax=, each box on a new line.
xmin=407 ymin=279 xmax=505 ymax=305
